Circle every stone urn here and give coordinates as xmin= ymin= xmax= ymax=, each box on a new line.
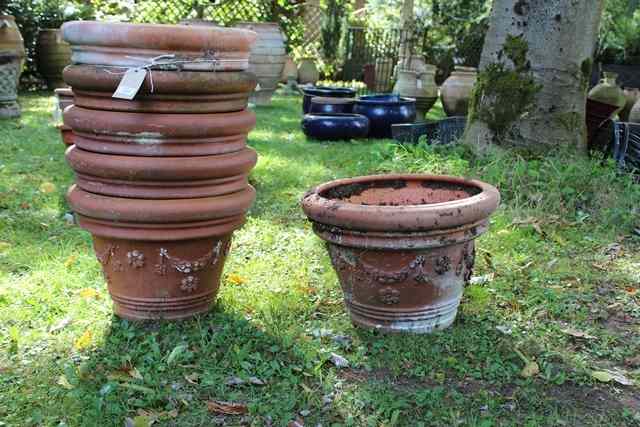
xmin=0 ymin=52 xmax=20 ymax=118
xmin=394 ymin=66 xmax=438 ymax=122
xmin=301 ymin=174 xmax=500 ymax=333
xmin=36 ymin=29 xmax=72 ymax=90
xmin=621 ymin=87 xmax=640 ymax=122
xmin=0 ymin=15 xmax=25 ymax=82
xmin=588 ymin=72 xmax=625 ymax=116
xmin=61 ymin=20 xmax=258 ymax=320
xmin=298 ymin=58 xmax=319 ymax=85
xmin=235 ymin=22 xmax=286 ymax=106
xmin=628 ymin=97 xmax=640 ymax=124
xmin=440 ymin=66 xmax=477 ymax=117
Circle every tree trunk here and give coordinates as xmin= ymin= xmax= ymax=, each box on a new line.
xmin=399 ymin=0 xmax=415 ymax=70
xmin=463 ymin=0 xmax=604 ymax=152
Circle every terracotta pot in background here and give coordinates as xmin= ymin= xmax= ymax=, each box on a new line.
xmin=235 ymin=22 xmax=286 ymax=106
xmin=394 ymin=66 xmax=438 ymax=122
xmin=301 ymin=174 xmax=500 ymax=333
xmin=54 ymin=87 xmax=74 ymax=145
xmin=36 ymin=29 xmax=72 ymax=90
xmin=281 ymin=55 xmax=297 ymax=83
xmin=440 ymin=66 xmax=477 ymax=117
xmin=298 ymin=58 xmax=319 ymax=85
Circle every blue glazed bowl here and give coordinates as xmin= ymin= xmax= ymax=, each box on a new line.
xmin=301 ymin=86 xmax=357 ymax=114
xmin=301 ymin=113 xmax=370 ymax=141
xmin=309 ymin=96 xmax=355 ymax=114
xmin=354 ymin=94 xmax=416 ymax=138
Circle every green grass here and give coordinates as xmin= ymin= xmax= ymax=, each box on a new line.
xmin=1 ymin=91 xmax=639 ymax=427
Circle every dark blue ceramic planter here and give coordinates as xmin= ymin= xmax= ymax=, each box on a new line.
xmin=301 ymin=113 xmax=370 ymax=141
xmin=354 ymin=94 xmax=416 ymax=138
xmin=309 ymin=96 xmax=355 ymax=114
xmin=301 ymin=86 xmax=357 ymax=114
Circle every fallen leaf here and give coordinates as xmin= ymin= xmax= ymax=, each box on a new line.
xmin=39 ymin=182 xmax=56 ymax=194
xmin=206 ymin=400 xmax=248 ymax=415
xmin=561 ymin=327 xmax=597 ymax=340
xmin=129 ymin=367 xmax=143 ymax=380
xmin=184 ymin=372 xmax=200 ymax=384
xmin=79 ymin=288 xmax=100 ymax=299
xmin=469 ymin=273 xmax=494 ymax=285
xmin=288 ymin=419 xmax=304 ymax=427
xmin=329 ymin=353 xmax=349 ymax=368
xmin=228 ymin=273 xmax=246 ymax=285
xmin=225 ymin=376 xmax=245 ymax=386
xmin=131 ymin=415 xmax=153 ymax=427
xmin=520 ymin=361 xmax=540 ymax=378
xmin=20 ymin=202 xmax=30 ymax=209
xmin=49 ymin=317 xmax=72 ymax=333
xmin=625 ymin=355 xmax=640 ymax=368
xmin=592 ymin=370 xmax=613 ymax=383
xmin=74 ymin=329 xmax=93 ymax=350
xmin=592 ymin=369 xmax=635 ymax=386
xmin=248 ymin=376 xmax=266 ymax=385
xmin=57 ymin=374 xmax=74 ymax=390
xmin=64 ymin=255 xmax=77 ymax=268
xmin=166 ymin=344 xmax=187 ymax=365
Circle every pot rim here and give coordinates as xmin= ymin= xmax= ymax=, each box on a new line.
xmin=303 ymin=86 xmax=356 ymax=96
xmin=301 ymin=174 xmax=500 ymax=232
xmin=303 ymin=113 xmax=368 ymax=119
xmin=61 ymin=20 xmax=257 ymax=52
xmin=310 ymin=96 xmax=355 ymax=104
xmin=356 ymin=94 xmax=416 ymax=105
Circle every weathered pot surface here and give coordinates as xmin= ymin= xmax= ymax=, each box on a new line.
xmin=64 ymin=106 xmax=255 ymax=157
xmin=67 ymin=185 xmax=255 ymax=319
xmin=301 ymin=113 xmax=369 ymax=141
xmin=61 ymin=21 xmax=257 ymax=71
xmin=66 ymin=145 xmax=257 ymax=199
xmin=440 ymin=66 xmax=477 ymax=117
xmin=63 ymin=65 xmax=257 ymax=113
xmin=301 ymin=174 xmax=500 ymax=333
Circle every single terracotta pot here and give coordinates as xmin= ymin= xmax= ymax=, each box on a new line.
xmin=68 ymin=184 xmax=255 ymax=319
xmin=61 ymin=21 xmax=257 ymax=71
xmin=53 ymin=88 xmax=73 ymax=142
xmin=301 ymin=174 xmax=500 ymax=333
xmin=36 ymin=28 xmax=72 ymax=90
xmin=66 ymin=145 xmax=257 ymax=199
xmin=440 ymin=66 xmax=477 ymax=117
xmin=63 ymin=65 xmax=257 ymax=113
xmin=281 ymin=55 xmax=298 ymax=83
xmin=64 ymin=106 xmax=255 ymax=157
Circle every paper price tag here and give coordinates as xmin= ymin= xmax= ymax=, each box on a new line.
xmin=112 ymin=68 xmax=147 ymax=100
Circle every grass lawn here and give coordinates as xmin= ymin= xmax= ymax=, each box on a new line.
xmin=0 ymin=92 xmax=639 ymax=427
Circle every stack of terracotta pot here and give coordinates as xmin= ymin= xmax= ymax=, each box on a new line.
xmin=61 ymin=21 xmax=258 ymax=320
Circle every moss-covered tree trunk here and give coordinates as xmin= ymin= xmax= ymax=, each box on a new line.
xmin=463 ymin=0 xmax=604 ymax=152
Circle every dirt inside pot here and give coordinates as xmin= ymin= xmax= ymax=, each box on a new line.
xmin=321 ymin=178 xmax=481 ymax=206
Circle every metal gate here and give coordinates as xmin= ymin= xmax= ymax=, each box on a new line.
xmin=342 ymin=27 xmax=426 ymax=94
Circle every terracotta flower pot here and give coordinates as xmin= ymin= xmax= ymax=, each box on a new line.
xmin=64 ymin=106 xmax=256 ymax=157
xmin=66 ymin=145 xmax=257 ymax=199
xmin=54 ymin=88 xmax=74 ymax=146
xmin=61 ymin=21 xmax=257 ymax=71
xmin=0 ymin=15 xmax=26 ymax=81
xmin=301 ymin=174 xmax=500 ymax=333
xmin=298 ymin=58 xmax=319 ymax=85
xmin=621 ymin=87 xmax=640 ymax=122
xmin=63 ymin=65 xmax=256 ymax=113
xmin=36 ymin=28 xmax=72 ymax=90
xmin=281 ymin=55 xmax=298 ymax=83
xmin=440 ymin=66 xmax=477 ymax=117
xmin=588 ymin=72 xmax=625 ymax=115
xmin=68 ymin=185 xmax=255 ymax=319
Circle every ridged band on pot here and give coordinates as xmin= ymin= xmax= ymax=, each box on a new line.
xmin=64 ymin=106 xmax=255 ymax=157
xmin=301 ymin=174 xmax=500 ymax=334
xmin=63 ymin=65 xmax=257 ymax=113
xmin=61 ymin=21 xmax=257 ymax=71
xmin=68 ymin=184 xmax=255 ymax=240
xmin=66 ymin=145 xmax=258 ymax=199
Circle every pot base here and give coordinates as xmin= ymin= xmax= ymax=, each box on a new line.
xmin=93 ymin=234 xmax=232 ymax=320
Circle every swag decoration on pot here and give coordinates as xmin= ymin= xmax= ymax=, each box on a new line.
xmin=61 ymin=21 xmax=259 ymax=320
xmin=301 ymin=174 xmax=500 ymax=333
